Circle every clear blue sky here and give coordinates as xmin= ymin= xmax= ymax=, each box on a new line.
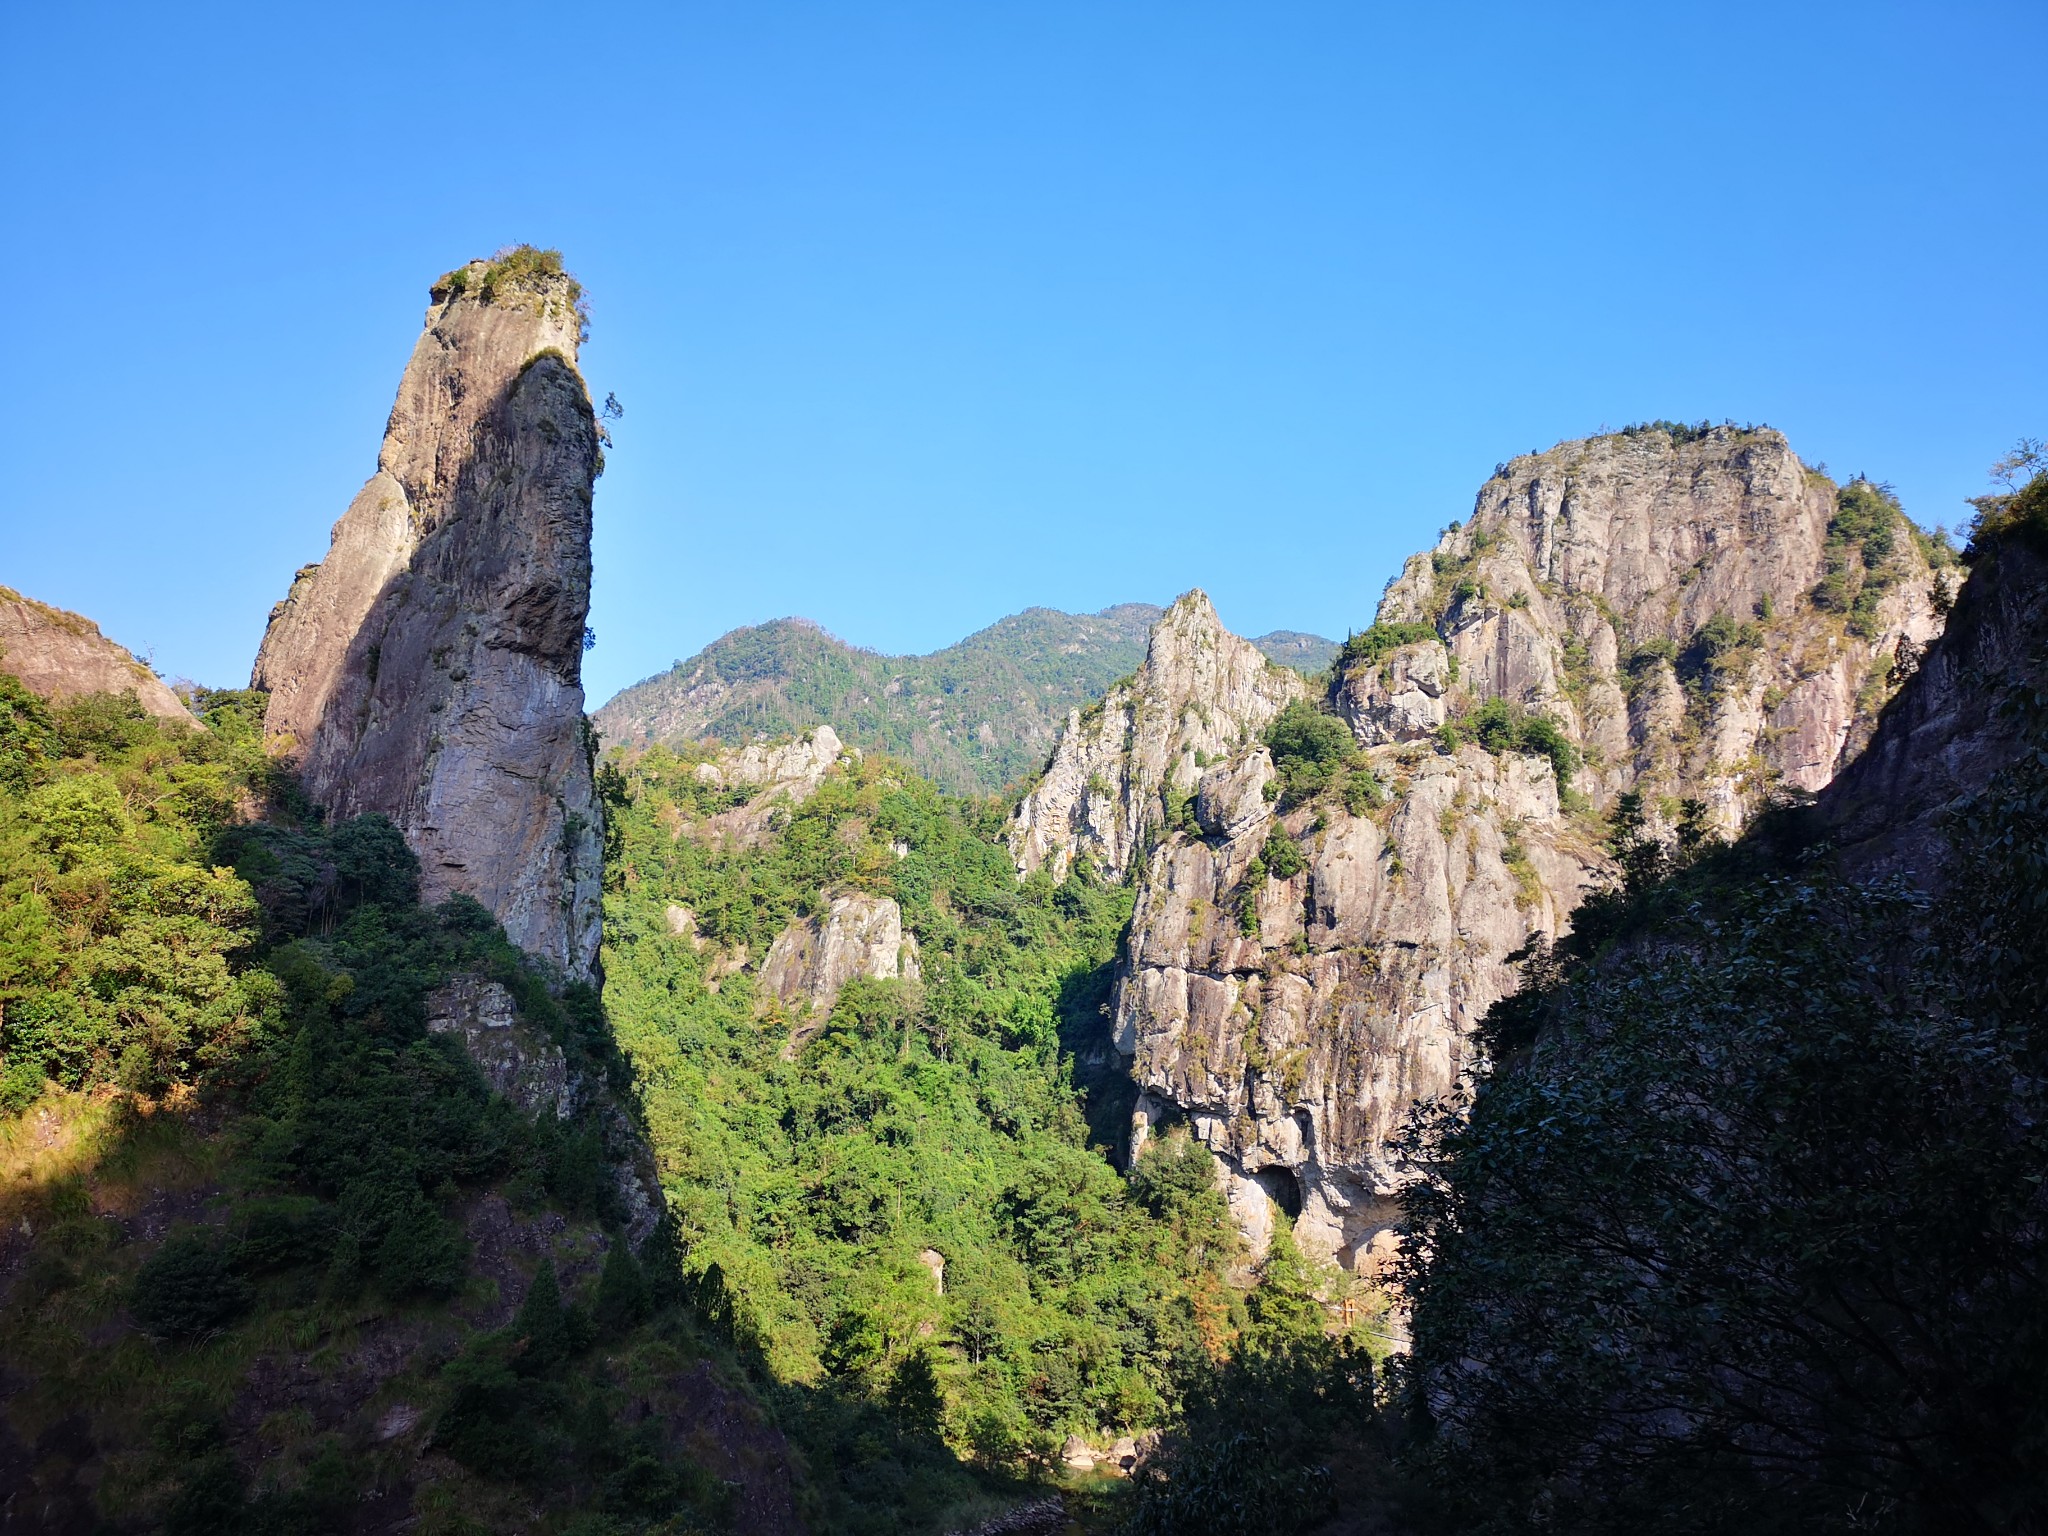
xmin=5 ymin=2 xmax=2042 ymax=705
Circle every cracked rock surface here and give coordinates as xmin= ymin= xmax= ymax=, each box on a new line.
xmin=252 ymin=259 xmax=602 ymax=977
xmin=1036 ymin=428 xmax=1951 ymax=1269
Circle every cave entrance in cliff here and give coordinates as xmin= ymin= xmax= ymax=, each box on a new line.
xmin=1253 ymin=1166 xmax=1303 ymax=1220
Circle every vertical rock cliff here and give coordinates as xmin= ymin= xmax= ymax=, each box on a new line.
xmin=1008 ymin=591 xmax=1305 ymax=881
xmin=253 ymin=251 xmax=603 ymax=977
xmin=1074 ymin=426 xmax=1953 ymax=1268
xmin=1374 ymin=425 xmax=1949 ymax=827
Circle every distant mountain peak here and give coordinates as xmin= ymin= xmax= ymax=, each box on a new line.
xmin=597 ymin=602 xmax=1334 ymax=795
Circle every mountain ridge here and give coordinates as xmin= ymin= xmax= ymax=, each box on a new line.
xmin=594 ymin=603 xmax=1337 ymax=795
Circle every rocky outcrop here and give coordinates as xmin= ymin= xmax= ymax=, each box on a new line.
xmin=696 ymin=723 xmax=849 ymax=795
xmin=252 ymin=251 xmax=602 ymax=977
xmin=425 ymin=973 xmax=662 ymax=1241
xmin=1094 ymin=426 xmax=1953 ymax=1268
xmin=692 ymin=725 xmax=860 ymax=844
xmin=1375 ymin=425 xmax=1947 ymax=828
xmin=1009 ymin=592 xmax=1305 ymax=881
xmin=425 ymin=976 xmax=577 ymax=1119
xmin=760 ymin=893 xmax=921 ymax=1013
xmin=1819 ymin=518 xmax=2048 ymax=883
xmin=1123 ymin=741 xmax=1604 ymax=1264
xmin=0 ymin=585 xmax=196 ymax=725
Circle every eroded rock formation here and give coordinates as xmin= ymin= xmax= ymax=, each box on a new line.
xmin=1009 ymin=592 xmax=1304 ymax=881
xmin=761 ymin=892 xmax=922 ymax=1013
xmin=252 ymin=253 xmax=602 ymax=977
xmin=425 ymin=976 xmax=578 ymax=1119
xmin=1375 ymin=426 xmax=1948 ymax=827
xmin=0 ymin=584 xmax=196 ymax=725
xmin=1084 ymin=427 xmax=1952 ymax=1268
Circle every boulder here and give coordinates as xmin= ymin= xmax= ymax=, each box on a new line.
xmin=760 ymin=893 xmax=922 ymax=1014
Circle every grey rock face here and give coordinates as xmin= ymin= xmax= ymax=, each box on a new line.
xmin=761 ymin=892 xmax=922 ymax=1014
xmin=1336 ymin=642 xmax=1449 ymax=747
xmin=1820 ymin=534 xmax=2047 ymax=884
xmin=692 ymin=725 xmax=861 ymax=845
xmin=1121 ymin=743 xmax=1603 ymax=1269
xmin=424 ymin=973 xmax=662 ymax=1242
xmin=253 ymin=256 xmax=602 ymax=978
xmin=1009 ymin=592 xmax=1304 ymax=881
xmin=426 ymin=976 xmax=577 ymax=1119
xmin=0 ymin=584 xmax=197 ymax=726
xmin=1376 ymin=426 xmax=1945 ymax=828
xmin=1083 ymin=427 xmax=1950 ymax=1269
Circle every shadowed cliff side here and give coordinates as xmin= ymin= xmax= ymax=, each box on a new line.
xmin=1394 ymin=456 xmax=2048 ymax=1534
xmin=253 ymin=248 xmax=603 ymax=978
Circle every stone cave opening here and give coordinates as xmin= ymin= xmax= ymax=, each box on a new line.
xmin=1253 ymin=1165 xmax=1303 ymax=1220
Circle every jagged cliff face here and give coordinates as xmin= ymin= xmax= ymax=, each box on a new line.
xmin=1375 ymin=426 xmax=1947 ymax=826
xmin=1008 ymin=592 xmax=1305 ymax=881
xmin=0 ymin=584 xmax=196 ymax=725
xmin=253 ymin=255 xmax=602 ymax=977
xmin=1093 ymin=427 xmax=1952 ymax=1270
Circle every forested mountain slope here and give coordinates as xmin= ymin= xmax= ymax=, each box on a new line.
xmin=0 ymin=683 xmax=735 ymax=1534
xmin=594 ymin=729 xmax=1387 ymax=1532
xmin=593 ymin=607 xmax=1336 ymax=797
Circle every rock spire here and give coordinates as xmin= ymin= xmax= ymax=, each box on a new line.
xmin=1008 ymin=591 xmax=1304 ymax=881
xmin=252 ymin=250 xmax=603 ymax=977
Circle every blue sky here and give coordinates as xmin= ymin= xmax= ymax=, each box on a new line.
xmin=5 ymin=2 xmax=2042 ymax=705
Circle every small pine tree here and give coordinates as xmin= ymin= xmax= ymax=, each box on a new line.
xmin=514 ymin=1259 xmax=569 ymax=1372
xmin=1244 ymin=1223 xmax=1325 ymax=1344
xmin=594 ymin=1239 xmax=651 ymax=1335
xmin=886 ymin=1348 xmax=946 ymax=1434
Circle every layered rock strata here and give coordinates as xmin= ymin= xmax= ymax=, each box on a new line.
xmin=0 ymin=584 xmax=196 ymax=725
xmin=1009 ymin=592 xmax=1305 ymax=881
xmin=252 ymin=254 xmax=602 ymax=977
xmin=1090 ymin=427 xmax=1950 ymax=1268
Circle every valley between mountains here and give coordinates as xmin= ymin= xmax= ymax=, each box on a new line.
xmin=1 ymin=251 xmax=2040 ymax=1536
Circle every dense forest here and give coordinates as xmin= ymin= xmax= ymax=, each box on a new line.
xmin=598 ymin=740 xmax=1384 ymax=1531
xmin=0 ymin=681 xmax=744 ymax=1532
xmin=0 ymin=670 xmax=1380 ymax=1533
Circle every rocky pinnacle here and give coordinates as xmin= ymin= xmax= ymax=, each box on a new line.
xmin=253 ymin=252 xmax=603 ymax=978
xmin=1040 ymin=426 xmax=1950 ymax=1271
